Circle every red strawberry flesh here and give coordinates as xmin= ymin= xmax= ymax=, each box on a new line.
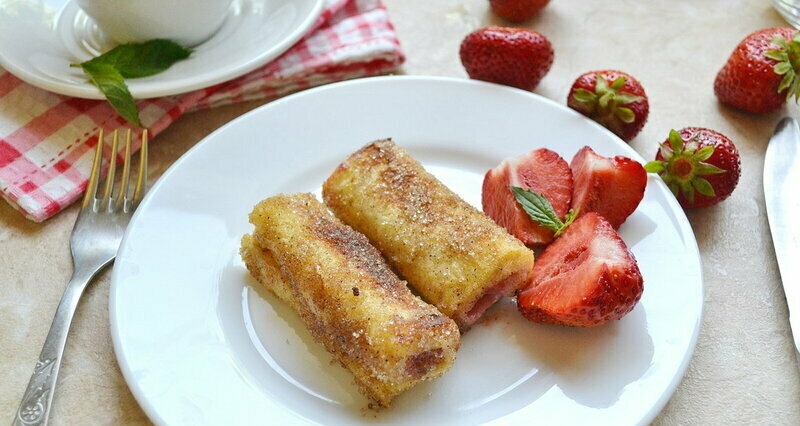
xmin=570 ymin=146 xmax=646 ymax=229
xmin=517 ymin=212 xmax=643 ymax=327
xmin=482 ymin=148 xmax=573 ymax=246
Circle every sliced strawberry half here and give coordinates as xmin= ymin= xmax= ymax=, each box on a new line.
xmin=516 ymin=212 xmax=643 ymax=327
xmin=570 ymin=146 xmax=647 ymax=229
xmin=482 ymin=148 xmax=573 ymax=246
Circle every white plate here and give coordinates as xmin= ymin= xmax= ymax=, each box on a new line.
xmin=0 ymin=0 xmax=324 ymax=99
xmin=110 ymin=76 xmax=703 ymax=426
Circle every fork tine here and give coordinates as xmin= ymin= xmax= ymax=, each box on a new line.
xmin=132 ymin=129 xmax=148 ymax=204
xmin=82 ymin=130 xmax=105 ymax=209
xmin=115 ymin=129 xmax=133 ymax=212
xmin=102 ymin=130 xmax=119 ymax=204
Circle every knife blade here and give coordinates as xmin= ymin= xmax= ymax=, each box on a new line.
xmin=764 ymin=116 xmax=800 ymax=360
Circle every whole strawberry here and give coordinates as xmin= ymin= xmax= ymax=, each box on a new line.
xmin=567 ymin=70 xmax=649 ymax=142
xmin=644 ymin=127 xmax=741 ymax=209
xmin=489 ymin=0 xmax=550 ymax=22
xmin=714 ymin=27 xmax=800 ymax=113
xmin=459 ymin=26 xmax=554 ymax=91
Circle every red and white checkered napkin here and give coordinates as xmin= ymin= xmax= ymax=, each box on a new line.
xmin=0 ymin=0 xmax=404 ymax=222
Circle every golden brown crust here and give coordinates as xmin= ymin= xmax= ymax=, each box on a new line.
xmin=322 ymin=140 xmax=535 ymax=331
xmin=240 ymin=193 xmax=459 ymax=406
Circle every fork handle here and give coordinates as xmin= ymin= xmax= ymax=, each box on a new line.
xmin=13 ymin=264 xmax=106 ymax=426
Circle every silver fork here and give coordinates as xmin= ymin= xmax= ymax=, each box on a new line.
xmin=13 ymin=129 xmax=148 ymax=426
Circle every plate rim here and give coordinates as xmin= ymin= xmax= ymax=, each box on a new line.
xmin=110 ymin=75 xmax=704 ymax=426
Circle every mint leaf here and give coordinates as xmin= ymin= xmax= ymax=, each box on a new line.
xmin=78 ymin=62 xmax=141 ymax=127
xmin=72 ymin=39 xmax=192 ymax=127
xmin=81 ymin=39 xmax=192 ymax=78
xmin=510 ymin=186 xmax=576 ymax=237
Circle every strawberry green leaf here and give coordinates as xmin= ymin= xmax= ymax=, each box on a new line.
xmin=643 ymin=160 xmax=665 ymax=173
xmin=596 ymin=74 xmax=609 ymax=93
xmin=765 ymin=49 xmax=787 ymax=61
xmin=599 ymin=91 xmax=613 ymax=109
xmin=615 ymin=107 xmax=636 ymax=123
xmin=693 ymin=145 xmax=715 ymax=162
xmin=779 ymin=72 xmax=793 ymax=94
xmin=658 ymin=142 xmax=673 ymax=160
xmin=779 ymin=69 xmax=797 ymax=96
xmin=573 ymin=88 xmax=597 ymax=103
xmin=695 ymin=162 xmax=726 ymax=175
xmin=77 ymin=62 xmax=141 ymax=127
xmin=765 ymin=34 xmax=800 ymax=102
xmin=791 ymin=73 xmax=800 ymax=99
xmin=775 ymin=61 xmax=792 ymax=74
xmin=771 ymin=36 xmax=789 ymax=50
xmin=668 ymin=129 xmax=684 ymax=153
xmin=692 ymin=177 xmax=716 ymax=197
xmin=614 ymin=93 xmax=644 ymax=104
xmin=610 ymin=76 xmax=627 ymax=90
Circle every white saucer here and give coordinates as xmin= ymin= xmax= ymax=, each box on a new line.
xmin=0 ymin=0 xmax=325 ymax=99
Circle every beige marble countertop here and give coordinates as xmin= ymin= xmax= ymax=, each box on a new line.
xmin=3 ymin=0 xmax=800 ymax=424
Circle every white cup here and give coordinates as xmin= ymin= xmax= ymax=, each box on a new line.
xmin=74 ymin=0 xmax=234 ymax=47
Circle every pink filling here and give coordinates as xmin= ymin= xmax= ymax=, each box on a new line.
xmin=457 ymin=268 xmax=530 ymax=330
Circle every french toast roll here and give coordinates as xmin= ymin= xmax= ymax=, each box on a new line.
xmin=240 ymin=193 xmax=459 ymax=407
xmin=322 ymin=140 xmax=535 ymax=331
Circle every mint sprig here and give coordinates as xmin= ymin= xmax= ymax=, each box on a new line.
xmin=511 ymin=186 xmax=578 ymax=238
xmin=72 ymin=39 xmax=192 ymax=127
